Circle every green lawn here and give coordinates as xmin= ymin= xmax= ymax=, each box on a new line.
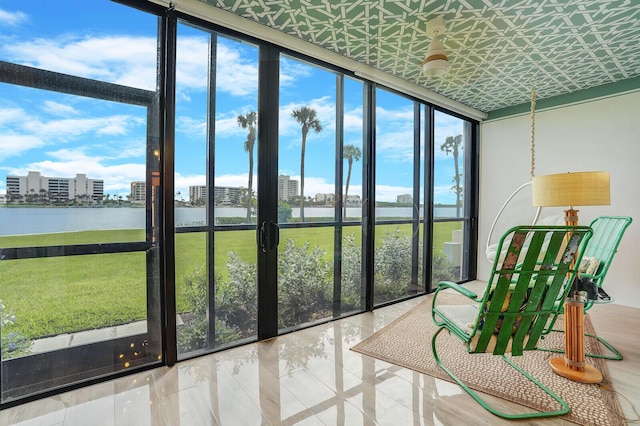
xmin=0 ymin=221 xmax=462 ymax=339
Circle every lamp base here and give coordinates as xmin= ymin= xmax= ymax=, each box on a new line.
xmin=549 ymin=299 xmax=603 ymax=384
xmin=549 ymin=358 xmax=602 ymax=383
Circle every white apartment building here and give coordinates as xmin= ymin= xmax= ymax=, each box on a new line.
xmin=6 ymin=171 xmax=104 ymax=202
xmin=278 ymin=175 xmax=298 ymax=201
xmin=130 ymin=181 xmax=146 ymax=204
xmin=189 ymin=185 xmax=207 ymax=204
xmin=212 ymin=186 xmax=241 ymax=205
xmin=345 ymin=194 xmax=361 ymax=206
xmin=315 ymin=193 xmax=335 ymax=204
xmin=397 ymin=193 xmax=413 ymax=204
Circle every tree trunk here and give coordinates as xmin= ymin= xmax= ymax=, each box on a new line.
xmin=247 ymin=151 xmax=253 ymax=223
xmin=453 ymin=151 xmax=460 ymax=217
xmin=344 ymin=160 xmax=353 ymax=219
xmin=300 ymin=133 xmax=307 ymax=222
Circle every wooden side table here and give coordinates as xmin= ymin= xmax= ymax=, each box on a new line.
xmin=549 ymin=293 xmax=603 ymax=383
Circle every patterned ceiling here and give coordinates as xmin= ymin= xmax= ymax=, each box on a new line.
xmin=203 ymin=0 xmax=640 ymax=114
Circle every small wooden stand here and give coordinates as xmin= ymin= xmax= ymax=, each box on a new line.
xmin=549 ymin=294 xmax=603 ymax=383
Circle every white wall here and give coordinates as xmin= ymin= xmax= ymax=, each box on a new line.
xmin=479 ymin=91 xmax=640 ymax=308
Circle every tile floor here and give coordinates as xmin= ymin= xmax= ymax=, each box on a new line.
xmin=1 ymin=281 xmax=638 ymax=425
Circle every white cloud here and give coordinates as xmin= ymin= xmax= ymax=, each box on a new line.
xmin=110 ymin=140 xmax=146 ymax=159
xmin=0 ymin=134 xmax=44 ymax=162
xmin=0 ymin=9 xmax=27 ymax=27
xmin=213 ymin=173 xmax=249 ymax=188
xmin=298 ymin=176 xmax=336 ymax=198
xmin=23 ymin=115 xmax=141 ymax=140
xmin=376 ymin=128 xmax=415 ymax=162
xmin=373 ymin=105 xmax=416 ymax=163
xmin=376 ymin=105 xmax=414 ymax=123
xmin=175 ymin=36 xmax=209 ymax=91
xmin=280 ymin=57 xmax=314 ymax=87
xmin=42 ymin=101 xmax=79 ymax=116
xmin=215 ymin=111 xmax=246 ymax=138
xmin=14 ymin=149 xmax=145 ymax=194
xmin=0 ymin=107 xmax=45 ymax=161
xmin=344 ymin=106 xmax=363 ymax=133
xmin=375 ymin=184 xmax=413 ymax=203
xmin=216 ymin=43 xmax=259 ymax=96
xmin=174 ymin=172 xmax=207 ymax=198
xmin=279 ymin=96 xmax=336 ymax=143
xmin=3 ymin=35 xmax=158 ymax=90
xmin=176 ymin=110 xmax=258 ymax=141
xmin=174 ymin=37 xmax=259 ymax=98
xmin=176 ymin=115 xmax=207 ymax=139
xmin=0 ymin=107 xmax=29 ymax=126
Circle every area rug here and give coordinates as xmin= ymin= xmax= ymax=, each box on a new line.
xmin=351 ymin=293 xmax=625 ymax=426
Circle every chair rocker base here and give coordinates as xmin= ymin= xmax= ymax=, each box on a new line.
xmin=538 ymin=328 xmax=623 ymax=361
xmin=432 ymin=327 xmax=570 ymax=420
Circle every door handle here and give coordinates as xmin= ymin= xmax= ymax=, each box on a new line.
xmin=270 ymin=222 xmax=280 ymax=250
xmin=258 ymin=221 xmax=268 ymax=253
xmin=258 ymin=221 xmax=279 ymax=252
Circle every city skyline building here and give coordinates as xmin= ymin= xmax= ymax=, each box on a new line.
xmin=130 ymin=181 xmax=146 ymax=204
xmin=278 ymin=175 xmax=299 ymax=201
xmin=5 ymin=171 xmax=104 ymax=202
xmin=397 ymin=193 xmax=412 ymax=204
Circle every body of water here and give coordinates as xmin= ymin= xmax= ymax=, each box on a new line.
xmin=0 ymin=206 xmax=460 ymax=236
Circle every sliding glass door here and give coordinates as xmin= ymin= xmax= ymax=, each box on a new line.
xmin=173 ymin=32 xmax=370 ymax=353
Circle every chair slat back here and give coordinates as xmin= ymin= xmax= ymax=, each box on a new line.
xmin=583 ymin=216 xmax=632 ymax=287
xmin=473 ymin=225 xmax=592 ymax=356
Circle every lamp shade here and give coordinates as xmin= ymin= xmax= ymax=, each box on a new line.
xmin=532 ymin=171 xmax=610 ymax=207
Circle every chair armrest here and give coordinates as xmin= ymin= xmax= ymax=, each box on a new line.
xmin=435 ymin=281 xmax=479 ymax=300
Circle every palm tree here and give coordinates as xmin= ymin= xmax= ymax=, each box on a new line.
xmin=237 ymin=111 xmax=257 ymax=223
xmin=343 ymin=144 xmax=361 ymax=219
xmin=440 ymin=134 xmax=463 ymax=216
xmin=291 ymin=106 xmax=322 ymax=222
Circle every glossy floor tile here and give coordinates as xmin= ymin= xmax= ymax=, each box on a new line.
xmin=1 ymin=281 xmax=639 ymax=425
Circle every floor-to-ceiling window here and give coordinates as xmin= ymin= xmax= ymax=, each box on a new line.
xmin=432 ymin=110 xmax=475 ymax=284
xmin=0 ymin=0 xmax=478 ymax=406
xmin=373 ymin=88 xmax=422 ymax=305
xmin=371 ymin=90 xmax=472 ymax=307
xmin=173 ymin=20 xmax=261 ymax=359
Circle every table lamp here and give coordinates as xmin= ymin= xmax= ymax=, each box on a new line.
xmin=532 ymin=171 xmax=611 ymax=383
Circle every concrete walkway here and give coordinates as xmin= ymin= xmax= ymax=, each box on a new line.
xmin=30 ymin=316 xmax=183 ymax=353
xmin=30 ymin=321 xmax=147 ymax=353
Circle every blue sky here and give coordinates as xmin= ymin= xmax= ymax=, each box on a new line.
xmin=0 ymin=0 xmax=465 ymax=204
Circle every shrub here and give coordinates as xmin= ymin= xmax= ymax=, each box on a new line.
xmin=431 ymin=251 xmax=459 ymax=284
xmin=219 ymin=252 xmax=257 ymax=336
xmin=340 ymin=233 xmax=362 ymax=310
xmin=277 ymin=239 xmax=332 ymax=327
xmin=177 ymin=231 xmax=458 ymax=352
xmin=177 ymin=266 xmax=241 ymax=352
xmin=374 ymin=228 xmax=415 ymax=302
xmin=177 ymin=316 xmax=240 ymax=353
xmin=1 ymin=299 xmax=32 ymax=358
xmin=278 ymin=201 xmax=292 ymax=223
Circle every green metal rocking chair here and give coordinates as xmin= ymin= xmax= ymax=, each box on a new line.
xmin=432 ymin=225 xmax=593 ymax=419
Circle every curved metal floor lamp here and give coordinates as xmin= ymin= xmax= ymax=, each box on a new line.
xmin=485 ymin=181 xmax=542 ymax=262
